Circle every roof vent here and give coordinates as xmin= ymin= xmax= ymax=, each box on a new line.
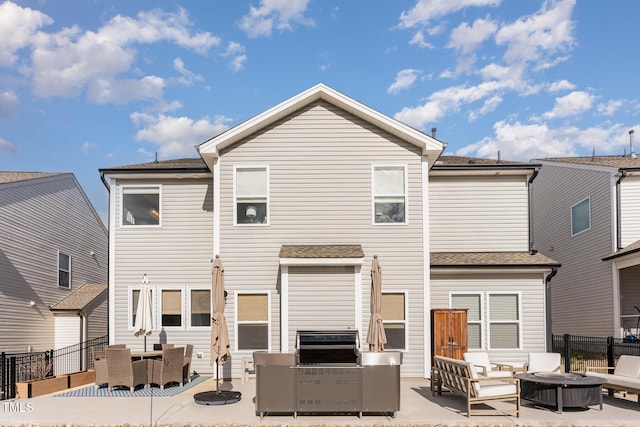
xmin=592 ymin=148 xmax=596 ymax=162
xmin=431 ymin=127 xmax=437 ymax=139
xmin=497 ymin=150 xmax=502 ymax=163
xmin=630 ymin=130 xmax=636 ymax=159
xmin=154 ymin=152 xmax=159 ymax=163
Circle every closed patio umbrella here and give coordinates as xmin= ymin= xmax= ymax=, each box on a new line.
xmin=133 ymin=274 xmax=153 ymax=351
xmin=366 ymin=256 xmax=387 ymax=352
xmin=211 ymin=256 xmax=230 ymax=392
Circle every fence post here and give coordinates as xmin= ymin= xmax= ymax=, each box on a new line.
xmin=563 ymin=334 xmax=572 ymax=372
xmin=1 ymin=352 xmax=4 ymax=400
xmin=9 ymin=356 xmax=16 ymax=399
xmin=607 ymin=336 xmax=615 ymax=373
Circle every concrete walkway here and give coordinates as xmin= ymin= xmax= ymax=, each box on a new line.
xmin=2 ymin=377 xmax=639 ymax=426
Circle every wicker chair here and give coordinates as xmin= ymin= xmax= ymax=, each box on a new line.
xmin=106 ymin=348 xmax=147 ymax=391
xmin=183 ymin=344 xmax=194 ymax=383
xmin=91 ymin=344 xmax=126 ymax=388
xmin=150 ymin=347 xmax=184 ymax=389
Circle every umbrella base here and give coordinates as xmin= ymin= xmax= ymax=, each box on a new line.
xmin=194 ymin=390 xmax=242 ymax=405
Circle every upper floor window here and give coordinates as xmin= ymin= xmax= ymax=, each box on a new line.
xmin=235 ymin=166 xmax=268 ymax=225
xmin=58 ymin=252 xmax=71 ymax=289
xmin=122 ymin=186 xmax=160 ymax=226
xmin=373 ymin=166 xmax=406 ymax=224
xmin=381 ymin=292 xmax=407 ymax=350
xmin=571 ymin=197 xmax=590 ymax=236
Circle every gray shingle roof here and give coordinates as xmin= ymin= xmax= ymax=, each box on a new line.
xmin=540 ymin=155 xmax=640 ymax=169
xmin=0 ymin=172 xmax=63 ymax=184
xmin=279 ymin=245 xmax=365 ymax=258
xmin=437 ymin=155 xmax=526 ymax=166
xmin=99 ymin=158 xmax=208 ymax=172
xmin=603 ymin=239 xmax=640 ymax=261
xmin=431 ymin=252 xmax=560 ymax=267
xmin=49 ymin=283 xmax=107 ymax=311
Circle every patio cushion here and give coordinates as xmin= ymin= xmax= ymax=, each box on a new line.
xmin=476 ymin=383 xmax=517 ymax=398
xmin=614 ymin=355 xmax=640 ymax=378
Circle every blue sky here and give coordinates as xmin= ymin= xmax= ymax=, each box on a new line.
xmin=1 ymin=0 xmax=639 ymax=224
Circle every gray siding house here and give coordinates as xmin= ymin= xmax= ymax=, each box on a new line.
xmin=100 ymin=85 xmax=559 ymax=378
xmin=533 ymin=154 xmax=640 ymax=338
xmin=0 ymin=172 xmax=108 ymax=354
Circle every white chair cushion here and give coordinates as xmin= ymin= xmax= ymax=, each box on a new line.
xmin=476 ymin=384 xmax=517 ymax=398
xmin=486 ymin=370 xmax=515 ymax=379
xmin=614 ymin=355 xmax=640 ymax=378
xmin=527 ymin=352 xmax=561 ymax=373
xmin=464 ymin=352 xmax=491 ymax=375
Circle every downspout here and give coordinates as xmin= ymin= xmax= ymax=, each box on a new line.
xmin=528 ymin=168 xmax=540 ymax=254
xmin=100 ymin=172 xmax=110 ymax=192
xmin=545 ymin=267 xmax=558 ymax=351
xmin=615 ymin=170 xmax=627 ymax=250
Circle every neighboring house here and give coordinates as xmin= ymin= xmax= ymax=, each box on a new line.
xmin=100 ymin=84 xmax=559 ymax=378
xmin=533 ymin=152 xmax=640 ymax=337
xmin=0 ymin=172 xmax=108 ymax=354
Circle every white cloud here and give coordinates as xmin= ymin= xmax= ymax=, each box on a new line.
xmin=28 ymin=7 xmax=218 ymax=103
xmin=399 ymin=0 xmax=502 ymax=29
xmin=173 ymin=57 xmax=203 ymax=86
xmin=495 ymin=0 xmax=576 ymax=65
xmin=409 ymin=30 xmax=433 ymax=48
xmin=542 ymin=90 xmax=594 ymax=119
xmin=238 ymin=0 xmax=314 ymax=38
xmin=0 ymin=1 xmax=52 ymax=67
xmin=598 ymin=99 xmax=624 ymax=117
xmin=0 ymin=90 xmax=19 ymax=119
xmin=457 ymin=120 xmax=635 ymax=161
xmin=223 ymin=42 xmax=247 ymax=71
xmin=0 ymin=136 xmax=16 ymax=153
xmin=131 ymin=112 xmax=232 ymax=156
xmin=388 ymin=69 xmax=422 ymax=94
xmin=448 ymin=18 xmax=497 ymax=54
xmin=82 ymin=141 xmax=97 ymax=153
xmin=468 ymin=95 xmax=502 ymax=121
xmin=547 ymin=79 xmax=575 ymax=92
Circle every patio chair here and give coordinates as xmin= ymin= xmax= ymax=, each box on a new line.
xmin=91 ymin=344 xmax=126 ymax=388
xmin=183 ymin=344 xmax=194 ymax=383
xmin=106 ymin=348 xmax=147 ymax=391
xmin=463 ymin=351 xmax=513 ymax=378
xmin=161 ymin=344 xmax=175 ymax=350
xmin=149 ymin=347 xmax=184 ymax=389
xmin=525 ymin=352 xmax=561 ymax=373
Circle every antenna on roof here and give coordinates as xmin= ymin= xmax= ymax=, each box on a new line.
xmin=629 ymin=130 xmax=636 ymax=159
xmin=154 ymin=152 xmax=159 ymax=163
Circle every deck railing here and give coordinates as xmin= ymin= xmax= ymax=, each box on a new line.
xmin=552 ymin=334 xmax=640 ymax=373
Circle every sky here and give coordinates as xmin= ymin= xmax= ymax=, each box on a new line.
xmin=1 ymin=0 xmax=639 ymax=224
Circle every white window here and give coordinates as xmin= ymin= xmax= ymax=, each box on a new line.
xmin=121 ymin=186 xmax=161 ymax=226
xmin=189 ymin=289 xmax=211 ymax=328
xmin=130 ymin=287 xmax=154 ymax=329
xmin=236 ymin=292 xmax=270 ymax=351
xmin=488 ymin=293 xmax=521 ymax=349
xmin=235 ymin=166 xmax=268 ymax=225
xmin=58 ymin=252 xmax=71 ymax=289
xmin=381 ymin=292 xmax=408 ymax=350
xmin=571 ymin=197 xmax=590 ymax=236
xmin=373 ymin=165 xmax=406 ymax=224
xmin=160 ymin=289 xmax=184 ymax=328
xmin=451 ymin=293 xmax=482 ymax=349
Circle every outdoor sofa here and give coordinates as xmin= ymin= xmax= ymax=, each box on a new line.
xmin=585 ymin=355 xmax=640 ymax=405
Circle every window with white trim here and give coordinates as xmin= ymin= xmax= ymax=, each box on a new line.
xmin=236 ymin=292 xmax=270 ymax=351
xmin=381 ymin=292 xmax=407 ymax=350
xmin=373 ymin=165 xmax=406 ymax=224
xmin=488 ymin=293 xmax=521 ymax=349
xmin=58 ymin=252 xmax=71 ymax=289
xmin=235 ymin=166 xmax=268 ymax=225
xmin=451 ymin=293 xmax=482 ymax=349
xmin=160 ymin=289 xmax=183 ymax=328
xmin=122 ymin=186 xmax=160 ymax=226
xmin=189 ymin=289 xmax=211 ymax=327
xmin=571 ymin=197 xmax=590 ymax=236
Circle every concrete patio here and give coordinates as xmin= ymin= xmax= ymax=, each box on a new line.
xmin=1 ymin=377 xmax=639 ymax=426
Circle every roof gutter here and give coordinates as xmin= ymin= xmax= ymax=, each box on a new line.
xmin=528 ymin=167 xmax=540 ymax=254
xmin=545 ymin=266 xmax=558 ymax=351
xmin=616 ymin=170 xmax=628 ymax=250
xmin=100 ymin=171 xmax=110 ymax=192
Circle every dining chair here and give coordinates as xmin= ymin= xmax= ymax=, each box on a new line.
xmin=106 ymin=348 xmax=147 ymax=391
xmin=149 ymin=347 xmax=184 ymax=389
xmin=183 ymin=344 xmax=194 ymax=383
xmin=91 ymin=344 xmax=127 ymax=388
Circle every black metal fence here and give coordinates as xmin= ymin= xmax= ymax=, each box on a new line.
xmin=552 ymin=334 xmax=640 ymax=373
xmin=1 ymin=335 xmax=107 ymax=400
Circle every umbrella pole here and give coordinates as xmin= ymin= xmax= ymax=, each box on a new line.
xmin=144 ymin=335 xmax=147 ymax=352
xmin=216 ymin=359 xmax=220 ymax=394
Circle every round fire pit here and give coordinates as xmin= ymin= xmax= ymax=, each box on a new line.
xmin=516 ymin=372 xmax=606 ymax=413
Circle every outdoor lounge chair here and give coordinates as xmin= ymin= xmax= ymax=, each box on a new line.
xmin=106 ymin=348 xmax=147 ymax=391
xmin=150 ymin=347 xmax=184 ymax=389
xmin=183 ymin=344 xmax=194 ymax=383
xmin=463 ymin=351 xmax=513 ymax=378
xmin=525 ymin=352 xmax=561 ymax=373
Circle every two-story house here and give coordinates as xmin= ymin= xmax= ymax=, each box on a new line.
xmin=533 ymin=153 xmax=640 ymax=338
xmin=0 ymin=172 xmax=108 ymax=354
xmin=100 ymin=84 xmax=559 ymax=378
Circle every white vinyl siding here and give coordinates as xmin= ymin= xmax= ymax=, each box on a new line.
xmin=533 ymin=162 xmax=614 ymax=336
xmin=429 ymin=175 xmax=529 ymax=252
xmin=0 ymin=174 xmax=108 ymax=353
xmin=620 ymin=176 xmax=640 ymax=246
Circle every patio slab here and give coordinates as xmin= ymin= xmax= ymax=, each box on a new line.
xmin=1 ymin=377 xmax=639 ymax=426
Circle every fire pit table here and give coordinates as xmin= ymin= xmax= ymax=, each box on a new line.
xmin=516 ymin=372 xmax=606 ymax=413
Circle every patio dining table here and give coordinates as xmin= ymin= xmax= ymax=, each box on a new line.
xmin=130 ymin=350 xmax=163 ymax=359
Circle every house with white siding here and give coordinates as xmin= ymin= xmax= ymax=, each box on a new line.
xmin=533 ymin=152 xmax=640 ymax=338
xmin=100 ymin=84 xmax=559 ymax=378
xmin=0 ymin=172 xmax=108 ymax=354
